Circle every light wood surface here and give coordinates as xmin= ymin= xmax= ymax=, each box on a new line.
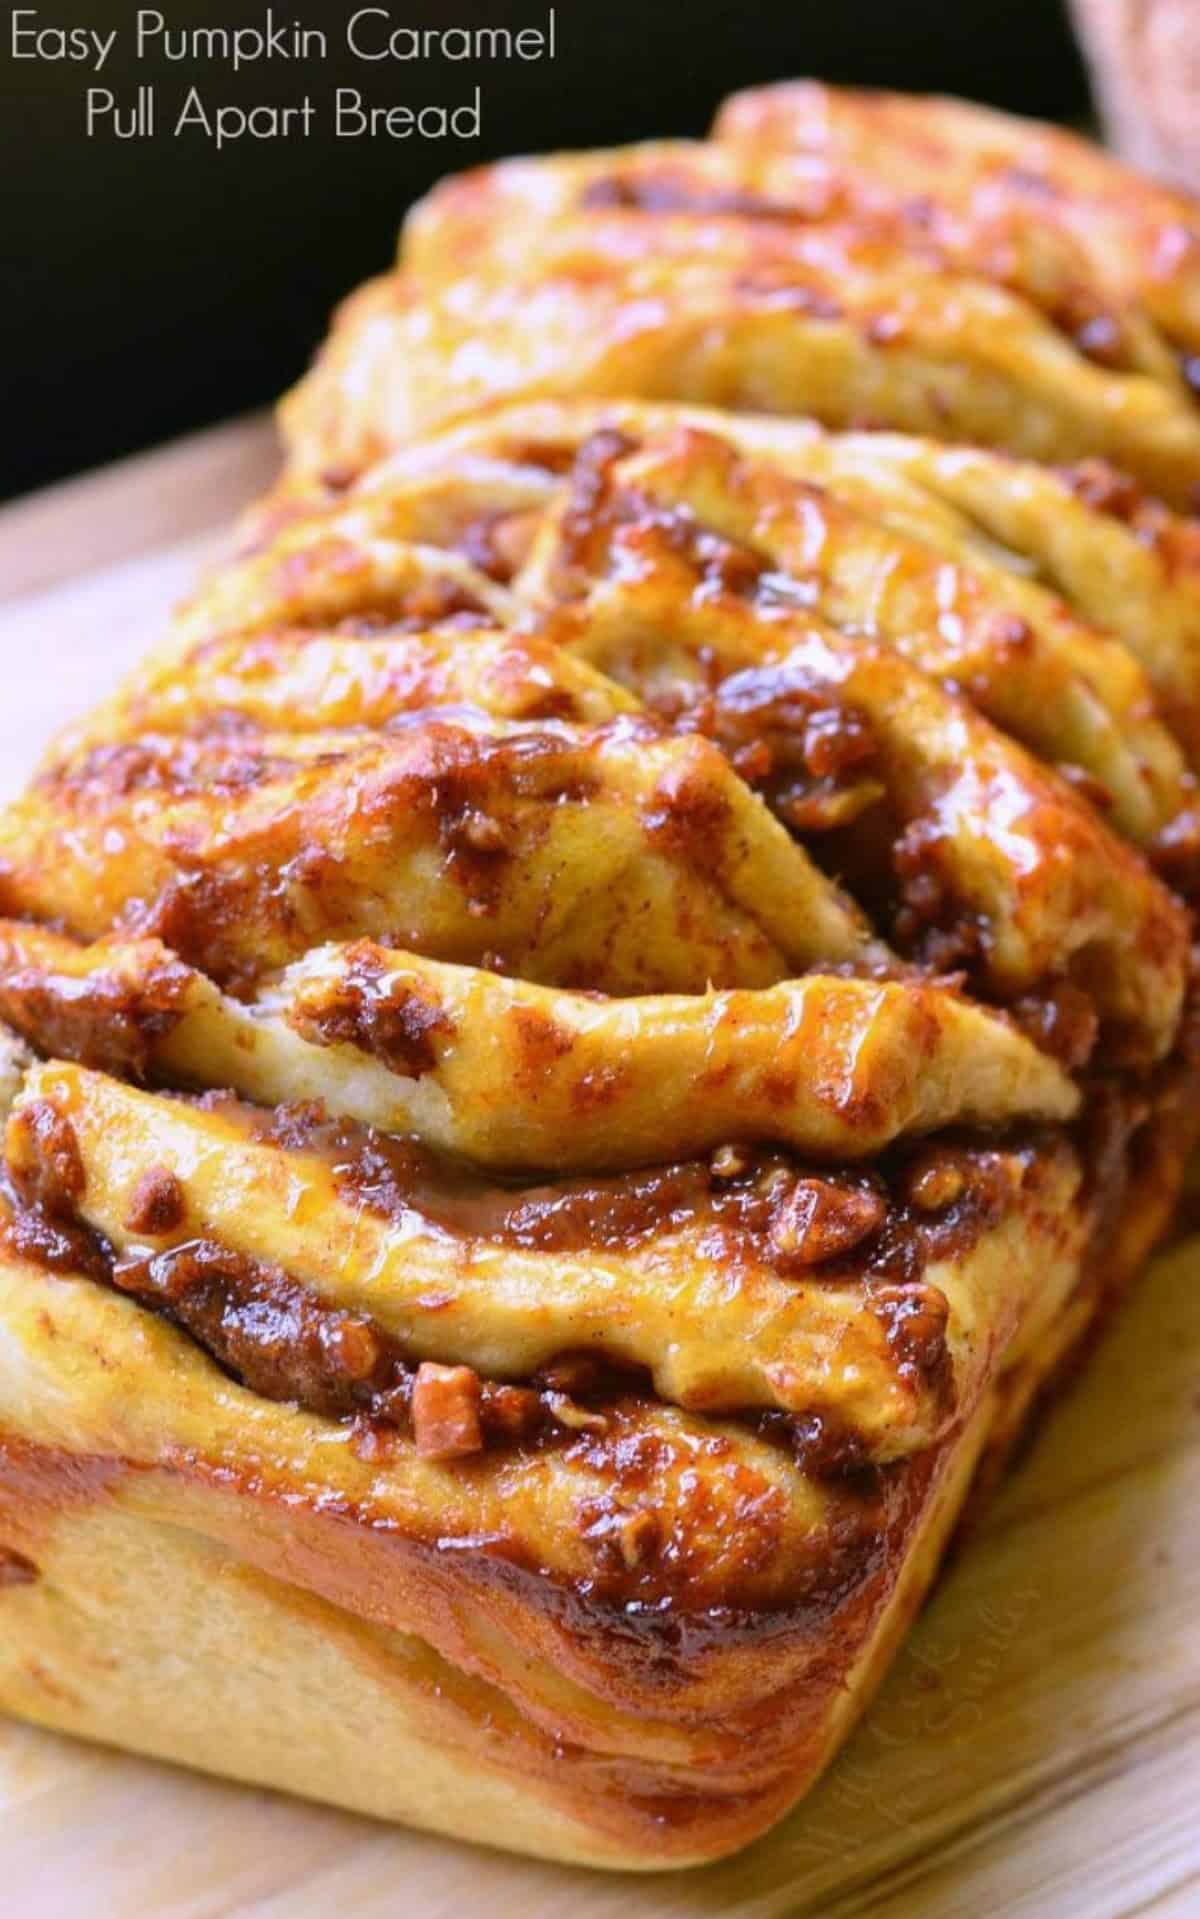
xmin=1 ymin=418 xmax=1198 ymax=1918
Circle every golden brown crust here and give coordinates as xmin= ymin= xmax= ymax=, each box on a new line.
xmin=142 ymin=403 xmax=1199 ymax=1059
xmin=3 ymin=81 xmax=1200 ymax=1870
xmin=0 ymin=1401 xmax=986 ymax=1866
xmin=2 ymin=1060 xmax=1091 ymax=1459
xmin=0 ymin=922 xmax=1078 ymax=1168
xmin=0 ymin=1064 xmax=1193 ymax=1864
xmin=258 ymin=396 xmax=1200 ymax=777
xmin=712 ymin=82 xmax=1200 ymax=353
xmin=277 ymin=91 xmax=1200 ymax=505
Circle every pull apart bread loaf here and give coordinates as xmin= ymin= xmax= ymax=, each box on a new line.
xmin=4 ymin=90 xmax=1200 ymax=1872
xmin=279 ymin=81 xmax=1200 ymax=509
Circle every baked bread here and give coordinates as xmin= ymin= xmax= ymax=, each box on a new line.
xmin=3 ymin=92 xmax=1200 ymax=1871
xmin=278 ymin=83 xmax=1200 ymax=508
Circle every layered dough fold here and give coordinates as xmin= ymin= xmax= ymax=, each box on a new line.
xmin=3 ymin=81 xmax=1200 ymax=1871
xmin=278 ymin=86 xmax=1200 ymax=506
xmin=4 ymin=1057 xmax=1090 ymax=1460
xmin=0 ymin=923 xmax=1076 ymax=1168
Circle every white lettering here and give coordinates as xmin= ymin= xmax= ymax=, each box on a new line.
xmin=174 ymin=86 xmax=314 ymax=149
xmin=85 ymin=84 xmax=153 ymax=138
xmin=85 ymin=86 xmax=113 ymax=133
xmin=450 ymin=89 xmax=481 ymax=137
xmin=137 ymin=10 xmax=325 ymax=68
xmin=11 ymin=12 xmax=118 ymax=72
xmin=345 ymin=9 xmax=390 ymax=60
xmin=335 ymin=86 xmax=369 ymax=134
xmin=335 ymin=87 xmax=481 ymax=139
xmin=9 ymin=10 xmax=37 ymax=56
xmin=345 ymin=12 xmax=555 ymax=64
xmin=135 ymin=9 xmax=165 ymax=56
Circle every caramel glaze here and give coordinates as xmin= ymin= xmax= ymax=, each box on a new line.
xmin=0 ymin=1082 xmax=1039 ymax=1475
xmin=535 ymin=433 xmax=1192 ymax=1046
xmin=0 ymin=464 xmax=1172 ymax=1062
xmin=0 ymin=1072 xmax=1189 ymax=1795
xmin=963 ymin=1000 xmax=1200 ymax=1527
xmin=0 ymin=937 xmax=192 ymax=1082
xmin=491 ymin=427 xmax=1198 ymax=898
xmin=0 ymin=988 xmax=1183 ymax=1640
xmin=570 ymin=174 xmax=1169 ymax=384
xmin=566 ymin=553 xmax=888 ymax=837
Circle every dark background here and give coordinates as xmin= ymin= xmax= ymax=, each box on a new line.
xmin=0 ymin=1 xmax=1092 ymax=502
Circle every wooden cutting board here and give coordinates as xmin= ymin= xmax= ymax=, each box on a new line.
xmin=1 ymin=422 xmax=1198 ymax=1919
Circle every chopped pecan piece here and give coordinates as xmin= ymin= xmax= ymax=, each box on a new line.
xmin=124 ymin=1165 xmax=186 ymax=1237
xmin=905 ymin=1155 xmax=968 ymax=1213
xmin=710 ymin=1142 xmax=753 ymax=1181
xmin=579 ymin=1500 xmax=661 ymax=1571
xmin=769 ymin=1177 xmax=886 ymax=1269
xmin=6 ymin=1099 xmax=85 ymax=1217
xmin=546 ymin=1390 xmax=609 ymax=1435
xmin=480 ymin=1381 xmax=544 ymax=1442
xmin=412 ymin=1361 xmax=484 ymax=1459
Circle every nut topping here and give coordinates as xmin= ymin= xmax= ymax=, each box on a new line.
xmin=412 ymin=1361 xmax=484 ymax=1459
xmin=769 ymin=1176 xmax=886 ymax=1269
